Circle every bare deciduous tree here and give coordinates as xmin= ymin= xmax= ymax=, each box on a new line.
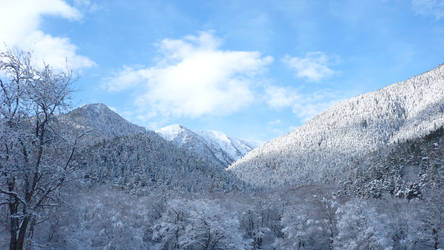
xmin=0 ymin=48 xmax=78 ymax=250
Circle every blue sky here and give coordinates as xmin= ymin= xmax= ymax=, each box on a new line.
xmin=1 ymin=0 xmax=443 ymax=142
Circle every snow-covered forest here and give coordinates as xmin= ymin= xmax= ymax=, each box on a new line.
xmin=1 ymin=49 xmax=443 ymax=249
xmin=230 ymin=64 xmax=444 ymax=187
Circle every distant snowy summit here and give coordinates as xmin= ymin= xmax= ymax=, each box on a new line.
xmin=229 ymin=64 xmax=444 ymax=187
xmin=156 ymin=124 xmax=256 ymax=167
xmin=198 ymin=130 xmax=256 ymax=163
xmin=62 ymin=104 xmax=255 ymax=168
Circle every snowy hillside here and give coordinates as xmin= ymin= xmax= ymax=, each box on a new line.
xmin=61 ymin=103 xmax=146 ymax=143
xmin=59 ymin=107 xmax=248 ymax=191
xmin=198 ymin=130 xmax=255 ymax=162
xmin=229 ymin=64 xmax=444 ymax=187
xmin=156 ymin=124 xmax=255 ymax=166
xmin=156 ymin=124 xmax=226 ymax=167
xmin=75 ymin=131 xmax=246 ymax=192
xmin=342 ymin=126 xmax=444 ymax=199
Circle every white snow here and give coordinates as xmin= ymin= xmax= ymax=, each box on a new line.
xmin=229 ymin=64 xmax=444 ymax=187
xmin=156 ymin=125 xmax=255 ymax=166
xmin=156 ymin=124 xmax=187 ymax=142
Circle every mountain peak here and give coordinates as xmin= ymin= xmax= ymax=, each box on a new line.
xmin=156 ymin=124 xmax=190 ymax=141
xmin=77 ymin=103 xmax=114 ymax=114
xmin=156 ymin=124 xmax=255 ymax=167
xmin=197 ymin=130 xmax=254 ymax=164
xmin=65 ymin=103 xmax=145 ymax=142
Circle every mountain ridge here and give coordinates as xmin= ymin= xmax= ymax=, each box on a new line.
xmin=61 ymin=103 xmax=146 ymax=144
xmin=156 ymin=124 xmax=255 ymax=167
xmin=59 ymin=105 xmax=248 ymax=191
xmin=229 ymin=64 xmax=444 ymax=187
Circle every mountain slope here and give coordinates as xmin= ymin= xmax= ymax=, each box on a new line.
xmin=342 ymin=125 xmax=444 ymax=199
xmin=197 ymin=130 xmax=255 ymax=165
xmin=229 ymin=64 xmax=444 ymax=187
xmin=75 ymin=131 xmax=246 ymax=192
xmin=60 ymin=107 xmax=247 ymax=192
xmin=156 ymin=124 xmax=226 ymax=167
xmin=156 ymin=124 xmax=255 ymax=166
xmin=61 ymin=103 xmax=146 ymax=143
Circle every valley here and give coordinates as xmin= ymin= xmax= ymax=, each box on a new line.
xmin=1 ymin=58 xmax=442 ymax=249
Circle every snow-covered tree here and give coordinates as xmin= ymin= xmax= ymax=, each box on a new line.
xmin=0 ymin=49 xmax=78 ymax=250
xmin=334 ymin=199 xmax=393 ymax=249
xmin=277 ymin=195 xmax=337 ymax=250
xmin=152 ymin=199 xmax=251 ymax=250
xmin=239 ymin=198 xmax=285 ymax=249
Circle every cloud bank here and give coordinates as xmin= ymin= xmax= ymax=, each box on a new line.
xmin=106 ymin=32 xmax=273 ymax=119
xmin=106 ymin=32 xmax=343 ymax=125
xmin=0 ymin=0 xmax=94 ymax=70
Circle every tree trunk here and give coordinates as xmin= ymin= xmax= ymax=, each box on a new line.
xmin=8 ymin=193 xmax=19 ymax=250
xmin=25 ymin=217 xmax=37 ymax=249
xmin=329 ymin=226 xmax=334 ymax=250
xmin=14 ymin=216 xmax=30 ymax=250
xmin=9 ymin=221 xmax=17 ymax=250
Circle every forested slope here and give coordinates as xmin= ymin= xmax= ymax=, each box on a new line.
xmin=229 ymin=64 xmax=444 ymax=187
xmin=74 ymin=132 xmax=247 ymax=192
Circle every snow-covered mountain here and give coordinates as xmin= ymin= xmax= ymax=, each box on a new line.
xmin=61 ymin=103 xmax=146 ymax=143
xmin=57 ymin=105 xmax=246 ymax=191
xmin=198 ymin=130 xmax=256 ymax=164
xmin=156 ymin=124 xmax=255 ymax=166
xmin=156 ymin=124 xmax=225 ymax=167
xmin=228 ymin=64 xmax=444 ymax=187
xmin=75 ymin=131 xmax=246 ymax=192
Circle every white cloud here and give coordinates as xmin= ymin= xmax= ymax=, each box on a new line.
xmin=411 ymin=0 xmax=444 ymax=20
xmin=283 ymin=52 xmax=335 ymax=82
xmin=0 ymin=0 xmax=94 ymax=70
xmin=265 ymin=86 xmax=300 ymax=109
xmin=265 ymin=86 xmax=344 ymax=121
xmin=106 ymin=66 xmax=150 ymax=92
xmin=107 ymin=32 xmax=273 ymax=119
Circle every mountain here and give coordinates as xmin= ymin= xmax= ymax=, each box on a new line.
xmin=57 ymin=105 xmax=246 ymax=191
xmin=156 ymin=124 xmax=226 ymax=167
xmin=75 ymin=131 xmax=246 ymax=192
xmin=156 ymin=124 xmax=255 ymax=167
xmin=61 ymin=103 xmax=146 ymax=143
xmin=228 ymin=64 xmax=444 ymax=187
xmin=198 ymin=130 xmax=256 ymax=164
